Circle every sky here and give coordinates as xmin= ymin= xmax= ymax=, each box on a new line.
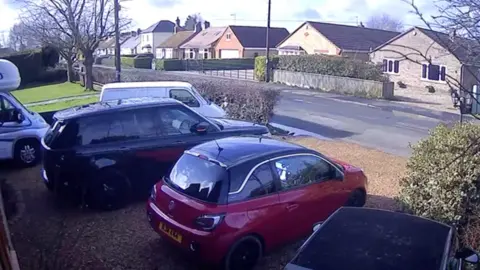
xmin=0 ymin=0 xmax=438 ymax=38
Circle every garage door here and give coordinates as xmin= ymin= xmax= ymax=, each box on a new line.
xmin=220 ymin=49 xmax=240 ymax=59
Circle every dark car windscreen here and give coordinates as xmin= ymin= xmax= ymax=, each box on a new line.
xmin=166 ymin=153 xmax=226 ymax=203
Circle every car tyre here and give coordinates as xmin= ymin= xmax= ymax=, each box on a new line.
xmin=14 ymin=139 xmax=40 ymax=167
xmin=223 ymin=235 xmax=263 ymax=270
xmin=345 ymin=189 xmax=366 ymax=207
xmin=87 ymin=169 xmax=131 ymax=211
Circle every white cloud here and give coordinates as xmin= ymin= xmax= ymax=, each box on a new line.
xmin=0 ymin=0 xmax=19 ymax=32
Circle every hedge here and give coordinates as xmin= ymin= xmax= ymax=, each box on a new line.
xmin=155 ymin=59 xmax=184 ymax=71
xmin=254 ymin=55 xmax=387 ymax=82
xmin=133 ymin=55 xmax=153 ymax=69
xmin=398 ymin=122 xmax=480 ymax=249
xmin=92 ymin=66 xmax=278 ymax=124
xmin=121 ymin=57 xmax=134 ymax=68
xmin=254 ymin=56 xmax=279 ymax=81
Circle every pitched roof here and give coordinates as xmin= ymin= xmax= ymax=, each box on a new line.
xmin=228 ymin=25 xmax=289 ymax=48
xmin=306 ymin=21 xmax=400 ymax=52
xmin=373 ymin=27 xmax=480 ymax=65
xmin=180 ymin=27 xmax=227 ymax=49
xmin=98 ymin=37 xmax=115 ymax=49
xmin=121 ymin=36 xmax=140 ymax=49
xmin=143 ymin=20 xmax=175 ymax=33
xmin=157 ymin=31 xmax=196 ymax=48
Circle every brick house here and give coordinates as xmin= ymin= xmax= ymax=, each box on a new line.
xmin=276 ymin=21 xmax=399 ymax=61
xmin=180 ymin=26 xmax=225 ymax=59
xmin=214 ymin=26 xmax=289 ymax=58
xmin=370 ymin=27 xmax=480 ymax=94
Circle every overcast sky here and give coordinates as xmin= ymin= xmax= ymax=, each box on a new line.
xmin=0 ymin=0 xmax=438 ymax=35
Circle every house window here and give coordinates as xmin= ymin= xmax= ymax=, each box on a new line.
xmin=382 ymin=59 xmax=400 ymax=74
xmin=146 ymin=35 xmax=149 ymax=42
xmin=226 ymin=33 xmax=231 ymax=41
xmin=421 ymin=64 xmax=446 ymax=81
xmin=203 ymin=49 xmax=209 ymax=59
xmin=185 ymin=49 xmax=195 ymax=59
xmin=253 ymin=53 xmax=259 ymax=57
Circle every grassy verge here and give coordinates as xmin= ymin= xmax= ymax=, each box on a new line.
xmin=27 ymin=96 xmax=98 ymax=113
xmin=12 ymin=82 xmax=97 ymax=104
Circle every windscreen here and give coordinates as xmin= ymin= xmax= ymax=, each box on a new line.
xmin=165 ymin=153 xmax=226 ymax=203
xmin=101 ymin=87 xmax=166 ymax=101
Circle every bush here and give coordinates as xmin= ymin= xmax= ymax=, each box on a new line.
xmin=121 ymin=57 xmax=134 ymax=68
xmin=133 ymin=55 xmax=153 ymax=69
xmin=155 ymin=59 xmax=184 ymax=71
xmin=398 ymin=123 xmax=480 ymax=248
xmin=265 ymin=55 xmax=387 ymax=82
xmin=92 ymin=66 xmax=278 ymax=123
xmin=254 ymin=56 xmax=279 ymax=81
xmin=1 ymin=50 xmax=44 ymax=85
xmin=36 ymin=68 xmax=67 ymax=83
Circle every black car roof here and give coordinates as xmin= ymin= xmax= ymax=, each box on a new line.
xmin=288 ymin=207 xmax=453 ymax=270
xmin=53 ymin=97 xmax=182 ymax=120
xmin=191 ymin=136 xmax=310 ymax=166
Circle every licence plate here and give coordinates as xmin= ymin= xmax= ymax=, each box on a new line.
xmin=159 ymin=222 xmax=182 ymax=243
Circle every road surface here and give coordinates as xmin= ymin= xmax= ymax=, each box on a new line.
xmin=272 ymin=90 xmax=463 ymax=157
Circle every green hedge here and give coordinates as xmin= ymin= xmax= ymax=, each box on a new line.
xmin=155 ymin=59 xmax=184 ymax=71
xmin=277 ymin=55 xmax=387 ymax=82
xmin=254 ymin=56 xmax=279 ymax=81
xmin=121 ymin=57 xmax=134 ymax=68
xmin=133 ymin=55 xmax=152 ymax=69
xmin=398 ymin=123 xmax=480 ymax=249
xmin=1 ymin=50 xmax=44 ymax=85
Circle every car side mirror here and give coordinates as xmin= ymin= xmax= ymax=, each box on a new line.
xmin=14 ymin=109 xmax=25 ymax=123
xmin=191 ymin=122 xmax=210 ymax=134
xmin=456 ymin=247 xmax=479 ymax=264
xmin=313 ymin=222 xmax=322 ymax=232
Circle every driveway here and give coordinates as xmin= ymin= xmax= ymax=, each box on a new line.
xmin=272 ymin=89 xmax=463 ymax=157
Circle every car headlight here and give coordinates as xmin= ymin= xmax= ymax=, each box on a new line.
xmin=150 ymin=184 xmax=157 ymax=200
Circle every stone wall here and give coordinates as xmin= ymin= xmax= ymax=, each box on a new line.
xmin=273 ymin=69 xmax=394 ymax=99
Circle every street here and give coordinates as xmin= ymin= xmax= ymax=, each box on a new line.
xmin=272 ymin=90 xmax=461 ymax=157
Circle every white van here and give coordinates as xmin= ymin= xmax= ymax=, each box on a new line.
xmin=0 ymin=59 xmax=50 ymax=167
xmin=99 ymin=81 xmax=227 ymax=118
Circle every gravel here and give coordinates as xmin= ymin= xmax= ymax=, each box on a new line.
xmin=5 ymin=137 xmax=407 ymax=270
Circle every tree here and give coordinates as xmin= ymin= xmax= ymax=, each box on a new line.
xmin=8 ymin=22 xmax=40 ymax=51
xmin=365 ymin=14 xmax=404 ymax=32
xmin=184 ymin=13 xmax=202 ymax=31
xmin=16 ymin=0 xmax=130 ymax=90
xmin=18 ymin=13 xmax=77 ymax=82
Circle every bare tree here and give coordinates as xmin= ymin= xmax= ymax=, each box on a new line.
xmin=16 ymin=0 xmax=130 ymax=90
xmin=366 ymin=13 xmax=404 ymax=32
xmin=8 ymin=22 xmax=40 ymax=51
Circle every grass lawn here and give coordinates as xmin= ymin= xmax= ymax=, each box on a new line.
xmin=12 ymin=82 xmax=97 ymax=104
xmin=26 ymin=96 xmax=98 ymax=113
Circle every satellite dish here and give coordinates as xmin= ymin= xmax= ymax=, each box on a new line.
xmin=0 ymin=59 xmax=21 ymax=92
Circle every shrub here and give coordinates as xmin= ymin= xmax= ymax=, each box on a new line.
xmin=1 ymin=50 xmax=44 ymax=85
xmin=92 ymin=67 xmax=279 ymax=124
xmin=121 ymin=57 xmax=134 ymax=68
xmin=398 ymin=122 xmax=480 ymax=248
xmin=273 ymin=55 xmax=387 ymax=82
xmin=133 ymin=55 xmax=153 ymax=69
xmin=155 ymin=59 xmax=184 ymax=71
xmin=254 ymin=56 xmax=279 ymax=81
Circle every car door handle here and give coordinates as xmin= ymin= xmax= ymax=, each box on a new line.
xmin=286 ymin=203 xmax=299 ymax=211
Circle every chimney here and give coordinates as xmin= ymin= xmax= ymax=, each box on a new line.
xmin=175 ymin=16 xmax=181 ymax=27
xmin=359 ymin=22 xmax=365 ymax=28
xmin=137 ymin=28 xmax=142 ymax=35
xmin=194 ymin=22 xmax=203 ymax=33
xmin=204 ymin=21 xmax=210 ymax=29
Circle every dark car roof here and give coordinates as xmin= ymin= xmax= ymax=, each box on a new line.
xmin=53 ymin=97 xmax=182 ymax=120
xmin=288 ymin=207 xmax=453 ymax=270
xmin=191 ymin=136 xmax=310 ymax=166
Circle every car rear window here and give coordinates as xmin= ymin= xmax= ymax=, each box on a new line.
xmin=43 ymin=120 xmax=79 ymax=149
xmin=165 ymin=153 xmax=227 ymax=203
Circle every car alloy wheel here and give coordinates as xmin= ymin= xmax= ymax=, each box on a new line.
xmin=226 ymin=236 xmax=263 ymax=270
xmin=20 ymin=144 xmax=36 ymax=164
xmin=14 ymin=139 xmax=40 ymax=167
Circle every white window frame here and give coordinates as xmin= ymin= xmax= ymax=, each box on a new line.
xmin=383 ymin=59 xmax=400 ymax=74
xmin=421 ymin=63 xmax=447 ymax=82
xmin=226 ymin=33 xmax=231 ymax=41
xmin=202 ymin=49 xmax=209 ymax=59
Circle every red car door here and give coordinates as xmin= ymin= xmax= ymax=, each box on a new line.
xmin=273 ymin=154 xmax=348 ymax=242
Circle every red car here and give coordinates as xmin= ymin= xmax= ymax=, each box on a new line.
xmin=146 ymin=136 xmax=367 ymax=270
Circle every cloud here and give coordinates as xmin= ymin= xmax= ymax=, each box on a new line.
xmin=0 ymin=0 xmax=19 ymax=32
xmin=295 ymin=8 xmax=322 ymax=20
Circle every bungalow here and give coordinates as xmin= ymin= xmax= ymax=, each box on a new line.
xmin=180 ymin=25 xmax=225 ymax=59
xmin=214 ymin=25 xmax=289 ymax=58
xmin=96 ymin=37 xmax=115 ymax=56
xmin=156 ymin=30 xmax=197 ymax=59
xmin=121 ymin=35 xmax=140 ymax=55
xmin=370 ymin=27 xmax=480 ymax=93
xmin=276 ymin=21 xmax=399 ymax=61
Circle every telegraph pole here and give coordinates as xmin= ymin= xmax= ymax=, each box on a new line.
xmin=265 ymin=0 xmax=272 ymax=82
xmin=114 ymin=0 xmax=121 ymax=82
